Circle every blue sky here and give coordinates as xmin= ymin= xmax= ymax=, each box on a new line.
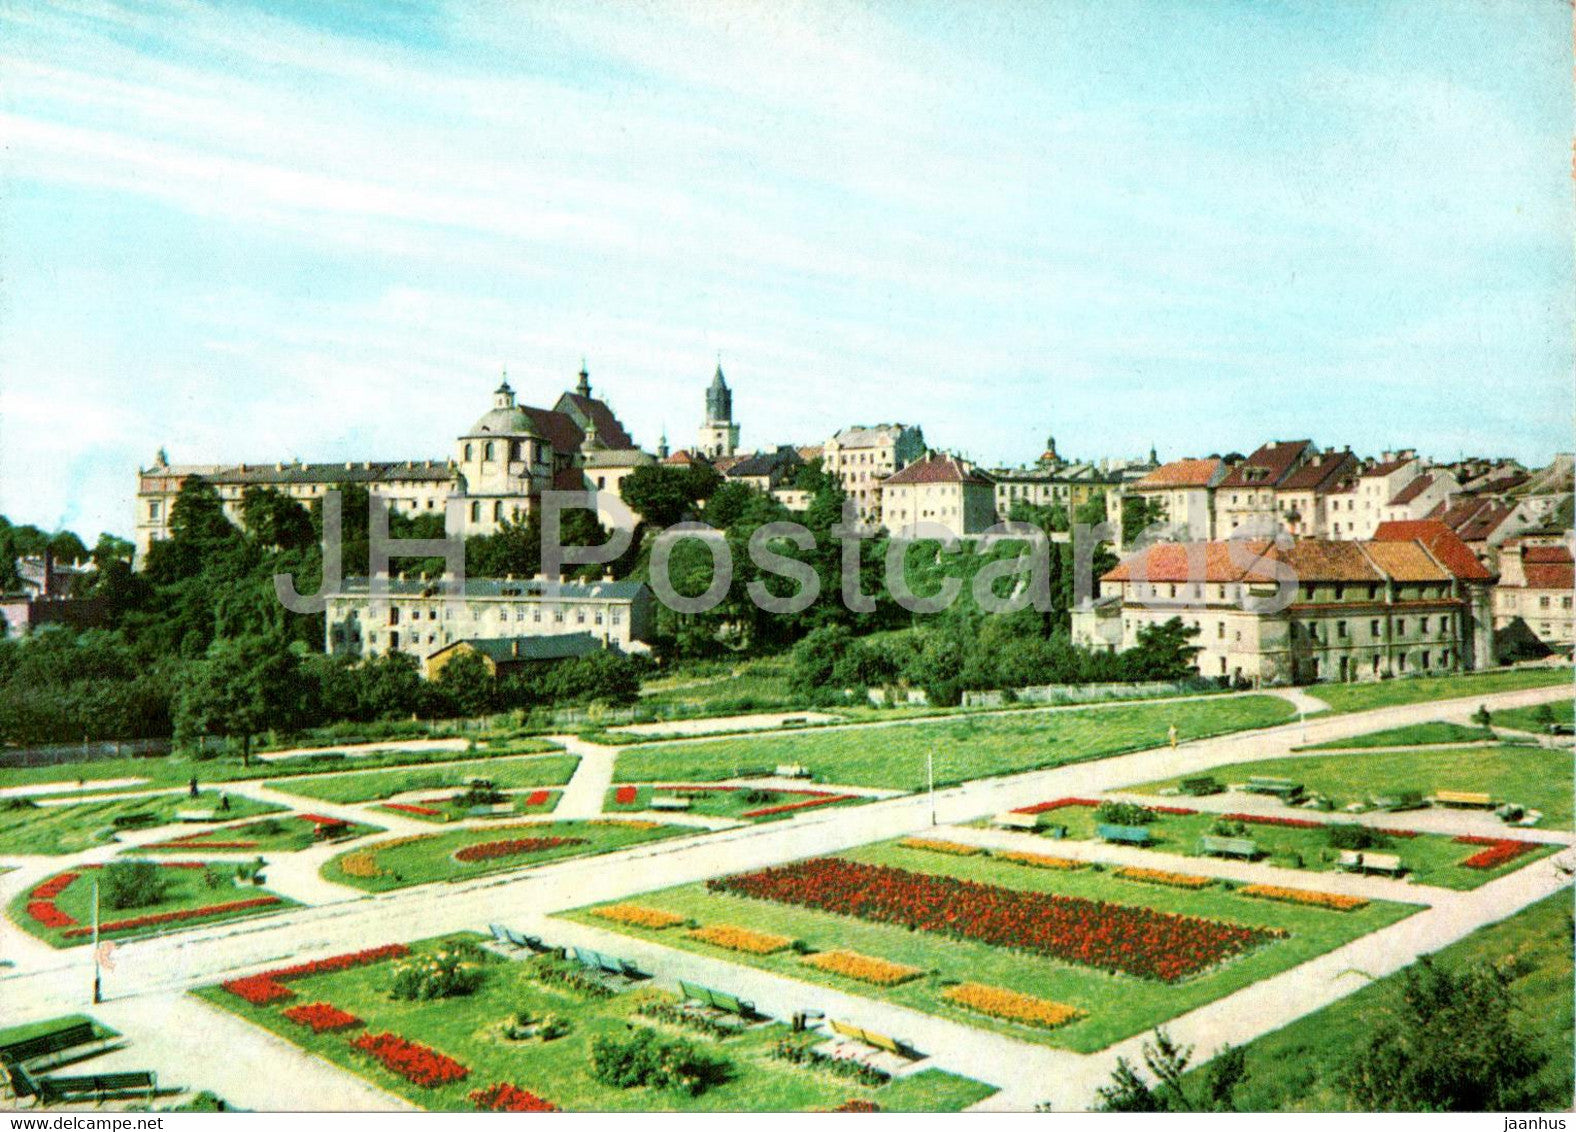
xmin=1 ymin=0 xmax=1570 ymax=540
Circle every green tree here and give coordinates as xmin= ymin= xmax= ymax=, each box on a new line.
xmin=241 ymin=487 xmax=314 ymax=551
xmin=432 ymin=649 xmax=496 ymax=719
xmin=1096 ymin=1030 xmax=1247 ymax=1112
xmin=174 ymin=635 xmax=302 ymax=764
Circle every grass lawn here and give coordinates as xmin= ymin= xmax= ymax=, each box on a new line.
xmin=1134 ymin=745 xmax=1573 ymax=830
xmin=1185 ymin=889 xmax=1575 ymax=1111
xmin=1020 ymin=802 xmax=1562 ymax=889
xmin=1312 ymin=667 xmax=1571 ymax=714
xmin=0 ymin=1013 xmax=118 ymax=1047
xmin=604 ymin=785 xmax=866 ymax=822
xmin=11 ymin=862 xmax=297 ymax=948
xmin=267 ymin=753 xmax=580 ymax=804
xmin=193 ymin=935 xmax=995 ymax=1111
xmin=1491 ymin=698 xmax=1575 ymax=735
xmin=1306 ymin=721 xmax=1496 ymax=749
xmin=321 ymin=820 xmax=693 ymax=892
xmin=561 ymin=841 xmax=1417 ymax=1054
xmin=375 ymin=790 xmax=562 ymax=823
xmin=613 ymin=696 xmax=1297 ymax=792
xmin=0 ymin=791 xmax=286 ymax=856
xmin=139 ymin=814 xmax=385 ymax=853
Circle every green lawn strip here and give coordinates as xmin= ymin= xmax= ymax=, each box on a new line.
xmin=613 ymin=696 xmax=1297 ymax=792
xmin=377 ymin=790 xmax=563 ymax=824
xmin=559 ymin=842 xmax=1415 ymax=1054
xmin=10 ymin=863 xmax=296 ymax=949
xmin=1313 ymin=667 xmax=1571 ymax=714
xmin=0 ymin=1013 xmax=118 ymax=1047
xmin=1132 ymin=745 xmax=1573 ymax=830
xmin=191 ymin=937 xmax=993 ymax=1112
xmin=139 ymin=815 xmax=385 ymax=854
xmin=266 ymin=754 xmax=580 ymax=804
xmin=604 ymin=785 xmax=864 ymax=823
xmin=1182 ymin=889 xmax=1575 ymax=1112
xmin=1026 ymin=804 xmax=1561 ymax=889
xmin=1491 ymin=699 xmax=1575 ymax=735
xmin=321 ymin=820 xmax=692 ymax=893
xmin=0 ymin=791 xmax=287 ymax=856
xmin=1306 ymin=721 xmax=1496 ymax=749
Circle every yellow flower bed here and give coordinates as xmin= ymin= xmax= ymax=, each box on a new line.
xmin=592 ymin=903 xmax=686 ymax=929
xmin=1113 ymin=866 xmax=1214 ymax=889
xmin=996 ymin=851 xmax=1086 ymax=871
xmin=802 ymin=949 xmax=924 ymax=986
xmin=942 ymin=982 xmax=1085 ymax=1029
xmin=1240 ymin=884 xmax=1369 ymax=911
xmin=592 ymin=818 xmax=664 ymax=830
xmin=688 ymin=924 xmax=792 ymax=954
xmin=900 ymin=837 xmax=982 ymax=856
xmin=338 ymin=851 xmax=381 ymax=878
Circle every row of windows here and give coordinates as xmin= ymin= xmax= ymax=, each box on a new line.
xmin=462 ymin=440 xmax=540 ymax=464
xmin=381 ymin=604 xmax=622 ymax=626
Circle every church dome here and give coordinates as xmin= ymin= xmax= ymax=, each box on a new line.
xmin=465 ymin=405 xmax=542 ymax=438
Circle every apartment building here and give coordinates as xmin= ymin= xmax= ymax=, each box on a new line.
xmin=879 ymin=453 xmax=997 ymax=538
xmin=1122 ymin=457 xmax=1227 ymax=540
xmin=1494 ymin=540 xmax=1574 ymax=654
xmin=821 ymin=424 xmax=927 ymax=525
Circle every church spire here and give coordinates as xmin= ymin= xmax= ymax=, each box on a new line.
xmin=576 ymin=359 xmax=591 ymax=398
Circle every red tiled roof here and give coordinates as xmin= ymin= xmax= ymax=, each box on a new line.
xmin=1279 ymin=451 xmax=1357 ymax=492
xmin=1524 ymin=562 xmax=1575 ymax=589
xmin=1103 ymin=541 xmax=1279 ymax=584
xmin=1361 ymin=458 xmax=1414 ymax=478
xmin=1132 ymin=458 xmax=1223 ymax=489
xmin=1359 ymin=540 xmax=1449 ymax=583
xmin=1281 ymin=540 xmax=1388 ymax=582
xmin=882 ymin=453 xmax=993 ymax=487
xmin=557 ymin=392 xmax=634 ymax=450
xmin=1522 ymin=545 xmax=1573 ymax=564
xmin=517 ymin=406 xmax=584 ymax=455
xmin=1372 ymin=521 xmax=1494 ymax=581
xmin=1218 ymin=440 xmax=1313 ymax=489
xmin=1458 ymin=503 xmax=1514 ymax=542
xmin=1386 ymin=474 xmax=1435 ymax=507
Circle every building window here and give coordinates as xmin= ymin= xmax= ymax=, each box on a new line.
xmin=464 ymin=443 xmax=473 ymax=461
xmin=149 ymin=501 xmax=161 ymax=520
xmin=1420 ymin=616 xmax=1429 ymax=632
xmin=1370 ymin=619 xmax=1380 ymax=635
xmin=1337 ymin=620 xmax=1347 ymax=638
xmin=484 ymin=441 xmax=495 ymax=461
xmin=470 ymin=501 xmax=480 ymax=522
xmin=1421 ymin=650 xmax=1431 ymax=668
xmin=1396 ymin=619 xmax=1406 ymax=635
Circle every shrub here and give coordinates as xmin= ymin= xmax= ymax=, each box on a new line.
xmin=390 ymin=943 xmax=486 ymax=1001
xmin=589 ymin=1028 xmax=731 ymax=1095
xmin=635 ymin=999 xmax=737 ymax=1040
xmin=531 ymin=958 xmax=615 ymax=998
xmin=1095 ymin=800 xmax=1156 ymax=826
xmin=100 ymin=860 xmax=169 ymax=910
xmin=769 ymin=1038 xmax=888 ymax=1086
xmin=1326 ymin=825 xmax=1391 ymax=852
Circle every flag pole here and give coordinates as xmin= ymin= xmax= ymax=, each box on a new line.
xmin=91 ymin=880 xmax=102 ymax=1004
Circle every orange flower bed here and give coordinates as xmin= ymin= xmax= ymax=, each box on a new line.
xmin=942 ymin=982 xmax=1084 ymax=1029
xmin=1239 ymin=885 xmax=1369 ymax=912
xmin=900 ymin=837 xmax=981 ymax=856
xmin=801 ymin=949 xmax=924 ymax=986
xmin=687 ymin=924 xmax=792 ymax=954
xmin=339 ymin=852 xmax=381 ymax=878
xmin=591 ymin=818 xmax=663 ymax=831
xmin=996 ymin=851 xmax=1086 ymax=871
xmin=592 ymin=903 xmax=685 ymax=929
xmin=1113 ymin=866 xmax=1214 ymax=890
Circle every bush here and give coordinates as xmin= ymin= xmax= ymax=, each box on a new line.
xmin=769 ymin=1037 xmax=889 ymax=1086
xmin=589 ymin=1028 xmax=731 ymax=1095
xmin=1096 ymin=800 xmax=1157 ymax=826
xmin=1326 ymin=825 xmax=1391 ymax=851
xmin=101 ymin=860 xmax=169 ymax=910
xmin=389 ymin=944 xmax=486 ymax=1000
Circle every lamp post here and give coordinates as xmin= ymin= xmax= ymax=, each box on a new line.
xmin=927 ymin=750 xmax=936 ymax=826
xmin=91 ymin=880 xmax=102 ymax=1005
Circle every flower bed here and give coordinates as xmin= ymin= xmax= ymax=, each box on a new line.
xmin=739 ymin=794 xmax=853 ymax=819
xmin=1150 ymin=804 xmax=1199 ymax=816
xmin=350 ymin=1031 xmax=469 ymax=1088
xmin=1221 ymin=813 xmax=1324 ymax=830
xmin=941 ymin=982 xmax=1084 ymax=1029
xmin=1238 ymin=885 xmax=1369 ymax=912
xmin=899 ymin=837 xmax=982 ymax=856
xmin=614 ymin=786 xmax=638 ymax=805
xmin=470 ymin=1082 xmax=559 ymax=1112
xmin=454 ymin=836 xmax=585 ymax=863
xmin=382 ymin=803 xmax=444 ymax=817
xmin=26 ymin=901 xmax=76 ymax=928
xmin=710 ymin=858 xmax=1284 ymax=982
xmin=1011 ymin=797 xmax=1100 ymax=815
xmin=524 ymin=790 xmax=552 ymax=807
xmin=30 ymin=873 xmax=78 ymax=900
xmin=995 ymin=851 xmax=1086 ymax=871
xmin=687 ymin=924 xmax=792 ymax=954
xmin=592 ymin=903 xmax=686 ymax=929
xmin=339 ymin=851 xmax=381 ymax=878
xmin=282 ymin=1002 xmax=363 ymax=1033
xmin=1112 ymin=866 xmax=1215 ymax=890
xmin=147 ymin=840 xmax=260 ymax=850
xmin=801 ymin=949 xmax=923 ymax=986
xmin=222 ymin=943 xmax=411 ymax=1004
xmin=298 ymin=813 xmax=346 ymax=826
xmin=1371 ymin=827 xmax=1421 ymax=839
xmin=61 ymin=896 xmax=282 ymax=939
xmin=1454 ymin=836 xmax=1539 ymax=870
xmin=591 ymin=818 xmax=663 ymax=830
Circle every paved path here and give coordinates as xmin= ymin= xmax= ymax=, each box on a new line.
xmin=552 ymin=735 xmax=620 ymax=817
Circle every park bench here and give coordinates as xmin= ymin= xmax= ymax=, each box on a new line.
xmin=828 ymin=1019 xmax=915 ymax=1059
xmin=774 ymin=764 xmax=811 ymax=779
xmin=992 ymin=811 xmax=1042 ymax=831
xmin=779 ymin=718 xmax=808 ymax=728
xmin=7 ymin=1063 xmax=158 ymax=1107
xmin=678 ymin=980 xmax=756 ymax=1019
xmin=1198 ymin=834 xmax=1260 ymax=860
xmin=648 ymin=796 xmax=691 ymax=812
xmin=488 ymin=924 xmax=545 ymax=953
xmin=1244 ymin=777 xmax=1303 ymax=800
xmin=1096 ymin=823 xmax=1153 ymax=846
xmin=571 ymin=947 xmax=645 ymax=980
xmin=1433 ymin=790 xmax=1495 ymax=809
xmin=1180 ymin=775 xmax=1223 ymax=797
xmin=174 ymin=809 xmax=216 ymax=822
xmin=110 ymin=812 xmax=159 ymax=831
xmin=0 ymin=1022 xmax=114 ymax=1072
xmin=1337 ymin=850 xmax=1405 ymax=876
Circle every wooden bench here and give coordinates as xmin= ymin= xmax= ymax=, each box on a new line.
xmin=1198 ymin=834 xmax=1260 ymax=860
xmin=1244 ymin=777 xmax=1303 ymax=800
xmin=1433 ymin=790 xmax=1495 ymax=809
xmin=829 ymin=1019 xmax=914 ymax=1058
xmin=110 ymin=812 xmax=159 ymax=831
xmin=648 ymin=796 xmax=691 ymax=812
xmin=0 ymin=1022 xmax=111 ymax=1072
xmin=7 ymin=1063 xmax=158 ymax=1107
xmin=992 ymin=811 xmax=1041 ymax=831
xmin=774 ymin=764 xmax=811 ymax=779
xmin=1180 ymin=775 xmax=1223 ymax=797
xmin=678 ymin=980 xmax=756 ymax=1018
xmin=1337 ymin=850 xmax=1404 ymax=876
xmin=1096 ymin=822 xmax=1153 ymax=846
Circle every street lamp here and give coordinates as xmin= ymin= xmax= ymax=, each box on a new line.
xmin=928 ymin=750 xmax=936 ymax=826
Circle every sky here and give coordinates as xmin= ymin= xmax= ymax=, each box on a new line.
xmin=1 ymin=0 xmax=1571 ymax=541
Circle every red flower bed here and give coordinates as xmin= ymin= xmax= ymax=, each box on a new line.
xmin=614 ymin=786 xmax=638 ymax=805
xmin=1371 ymin=827 xmax=1420 ymax=839
xmin=1221 ymin=813 xmax=1324 ymax=830
xmin=470 ymin=1082 xmax=560 ymax=1112
xmin=27 ymin=901 xmax=76 ymax=928
xmin=740 ymin=794 xmax=853 ymax=819
xmin=524 ymin=790 xmax=551 ymax=807
xmin=1151 ymin=804 xmax=1197 ymax=816
xmin=1454 ymin=835 xmax=1539 ymax=869
xmin=31 ymin=873 xmax=79 ymax=900
xmin=710 ymin=858 xmax=1282 ymax=982
xmin=282 ymin=1002 xmax=363 ymax=1033
xmin=1011 ymin=798 xmax=1100 ymax=815
xmin=298 ymin=813 xmax=346 ymax=825
xmin=383 ymin=803 xmax=443 ymax=817
xmin=454 ymin=836 xmax=584 ymax=862
xmin=149 ymin=840 xmax=260 ymax=850
xmin=351 ymin=1031 xmax=469 ymax=1088
xmin=222 ymin=943 xmax=411 ymax=1005
xmin=62 ymin=896 xmax=282 ymax=939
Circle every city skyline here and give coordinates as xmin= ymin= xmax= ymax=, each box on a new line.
xmin=2 ymin=0 xmax=1572 ymax=541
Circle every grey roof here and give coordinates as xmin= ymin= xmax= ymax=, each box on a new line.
xmin=831 ymin=424 xmax=912 ymax=448
xmin=580 ymin=448 xmax=655 ymax=469
xmin=153 ymin=460 xmax=453 ymax=486
xmin=332 ymin=576 xmax=649 ymax=601
xmin=465 ymin=406 xmax=545 ymax=439
xmin=725 ymin=446 xmax=803 ymax=479
xmin=434 ymin=632 xmax=603 ymax=663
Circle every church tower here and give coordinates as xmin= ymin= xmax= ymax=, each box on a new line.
xmin=697 ymin=361 xmax=741 ymax=458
